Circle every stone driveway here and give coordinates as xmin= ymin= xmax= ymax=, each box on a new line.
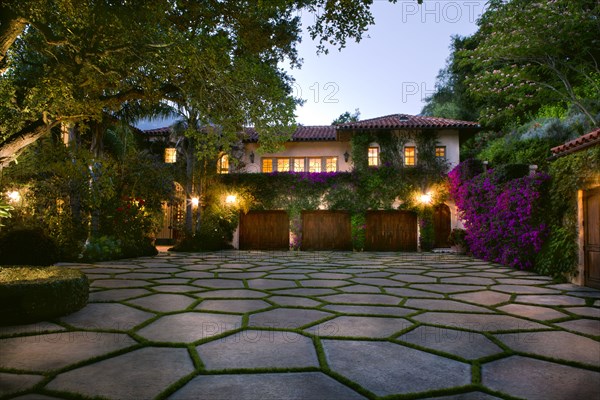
xmin=1 ymin=251 xmax=599 ymax=400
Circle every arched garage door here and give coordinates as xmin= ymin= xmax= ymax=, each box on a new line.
xmin=239 ymin=211 xmax=289 ymax=250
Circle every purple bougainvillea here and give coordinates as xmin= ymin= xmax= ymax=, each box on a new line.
xmin=448 ymin=161 xmax=549 ymax=270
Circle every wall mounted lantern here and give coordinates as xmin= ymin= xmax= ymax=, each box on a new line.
xmin=343 ymin=151 xmax=350 ymax=163
xmin=249 ymin=151 xmax=255 ymax=164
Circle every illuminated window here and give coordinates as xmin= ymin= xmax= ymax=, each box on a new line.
xmin=325 ymin=157 xmax=338 ymax=172
xmin=404 ymin=146 xmax=416 ymax=166
xmin=277 ymin=158 xmax=290 ymax=172
xmin=218 ymin=154 xmax=229 ymax=174
xmin=164 ymin=147 xmax=177 ymax=163
xmin=368 ymin=147 xmax=379 ymax=166
xmin=308 ymin=158 xmax=321 ymax=173
xmin=435 ymin=146 xmax=446 ymax=159
xmin=262 ymin=158 xmax=273 ymax=173
xmin=292 ymin=158 xmax=305 ymax=172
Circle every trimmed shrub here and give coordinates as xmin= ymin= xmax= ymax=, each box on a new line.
xmin=0 ymin=228 xmax=60 ymax=266
xmin=0 ymin=266 xmax=88 ymax=325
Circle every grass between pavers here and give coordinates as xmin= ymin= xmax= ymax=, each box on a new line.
xmin=3 ymin=252 xmax=599 ymax=400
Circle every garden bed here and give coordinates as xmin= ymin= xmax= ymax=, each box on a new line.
xmin=0 ymin=266 xmax=89 ymax=325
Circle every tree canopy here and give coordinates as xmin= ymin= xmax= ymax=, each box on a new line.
xmin=0 ymin=0 xmax=419 ymax=167
xmin=422 ymin=0 xmax=600 ymax=130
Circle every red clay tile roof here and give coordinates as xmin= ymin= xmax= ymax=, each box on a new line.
xmin=337 ymin=114 xmax=480 ymax=130
xmin=141 ymin=127 xmax=171 ymax=136
xmin=244 ymin=126 xmax=337 ymax=142
xmin=551 ymin=128 xmax=600 ymax=157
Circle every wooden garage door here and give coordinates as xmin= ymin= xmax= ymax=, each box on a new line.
xmin=365 ymin=211 xmax=417 ymax=251
xmin=302 ymin=211 xmax=352 ymax=250
xmin=239 ymin=211 xmax=289 ymax=250
xmin=433 ymin=204 xmax=451 ymax=248
xmin=585 ymin=187 xmax=600 ymax=289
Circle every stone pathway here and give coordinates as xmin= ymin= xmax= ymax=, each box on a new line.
xmin=1 ymin=251 xmax=599 ymax=400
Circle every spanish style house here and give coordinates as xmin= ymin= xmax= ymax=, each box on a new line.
xmin=145 ymin=114 xmax=480 ymax=251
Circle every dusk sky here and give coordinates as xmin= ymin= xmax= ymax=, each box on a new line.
xmin=136 ymin=1 xmax=485 ymax=130
xmin=290 ymin=0 xmax=484 ymax=125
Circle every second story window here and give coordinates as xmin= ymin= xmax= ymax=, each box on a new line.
xmin=277 ymin=158 xmax=290 ymax=172
xmin=308 ymin=158 xmax=322 ymax=173
xmin=435 ymin=146 xmax=446 ymax=159
xmin=262 ymin=158 xmax=273 ymax=173
xmin=368 ymin=147 xmax=380 ymax=166
xmin=404 ymin=146 xmax=416 ymax=166
xmin=218 ymin=154 xmax=229 ymax=174
xmin=325 ymin=157 xmax=338 ymax=172
xmin=292 ymin=158 xmax=305 ymax=172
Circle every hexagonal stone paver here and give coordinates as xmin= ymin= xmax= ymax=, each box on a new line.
xmin=451 ymin=291 xmax=511 ymax=306
xmin=384 ymin=287 xmax=444 ymax=298
xmin=137 ymin=312 xmax=241 ymax=343
xmin=89 ymin=288 xmax=150 ymax=302
xmin=338 ymin=284 xmax=382 ymax=293
xmin=246 ymin=279 xmax=297 ymax=289
xmin=491 ymin=285 xmax=558 ymax=294
xmin=300 ymin=279 xmax=349 ymax=288
xmin=9 ymin=395 xmax=62 ymax=400
xmin=495 ymin=331 xmax=600 ymax=367
xmin=555 ymin=319 xmax=600 ymax=336
xmin=441 ymin=277 xmax=496 ymax=285
xmin=169 ymin=372 xmax=367 ymax=400
xmin=268 ymin=296 xmax=322 ymax=308
xmin=323 ymin=305 xmax=413 ymax=317
xmin=198 ymin=289 xmax=268 ymax=298
xmin=322 ymin=340 xmax=471 ymax=396
xmin=196 ymin=330 xmax=319 ymax=370
xmin=565 ymin=307 xmax=600 ymax=318
xmin=496 ymin=304 xmax=567 ymax=321
xmin=196 ymin=299 xmax=271 ymax=313
xmin=273 ymin=288 xmax=336 ymax=296
xmin=412 ymin=284 xmax=486 ymax=294
xmin=150 ymin=284 xmax=202 ymax=293
xmin=482 ymin=356 xmax=600 ymax=400
xmin=90 ymin=279 xmax=150 ymax=288
xmin=426 ymin=392 xmax=503 ymax=400
xmin=404 ymin=299 xmax=491 ymax=313
xmin=127 ymin=293 xmax=196 ymax=313
xmin=397 ymin=326 xmax=503 ymax=360
xmin=0 ymin=332 xmax=135 ymax=371
xmin=319 ymin=293 xmax=401 ymax=305
xmin=60 ymin=303 xmax=154 ymax=331
xmin=46 ymin=347 xmax=194 ymax=400
xmin=514 ymin=294 xmax=586 ymax=306
xmin=249 ymin=308 xmax=332 ymax=329
xmin=307 ymin=316 xmax=411 ymax=338
xmin=413 ymin=312 xmax=547 ymax=332
xmin=351 ymin=277 xmax=405 ymax=287
xmin=192 ymin=278 xmax=245 ymax=288
xmin=0 ymin=372 xmax=44 ymax=396
xmin=0 ymin=321 xmax=65 ymax=337
xmin=391 ymin=274 xmax=437 ymax=283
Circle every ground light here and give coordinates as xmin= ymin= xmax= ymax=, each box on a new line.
xmin=225 ymin=195 xmax=237 ymax=205
xmin=190 ymin=197 xmax=200 ymax=207
xmin=7 ymin=191 xmax=21 ymax=203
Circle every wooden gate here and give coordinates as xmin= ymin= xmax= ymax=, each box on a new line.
xmin=301 ymin=211 xmax=352 ymax=250
xmin=585 ymin=187 xmax=600 ymax=289
xmin=433 ymin=204 xmax=451 ymax=248
xmin=239 ymin=211 xmax=289 ymax=250
xmin=365 ymin=210 xmax=417 ymax=251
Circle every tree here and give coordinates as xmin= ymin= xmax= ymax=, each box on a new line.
xmin=459 ymin=0 xmax=600 ymax=128
xmin=0 ymin=1 xmax=422 ymax=167
xmin=332 ymin=108 xmax=360 ymax=125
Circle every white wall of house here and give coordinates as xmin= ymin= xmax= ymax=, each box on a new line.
xmin=436 ymin=130 xmax=461 ymax=170
xmin=241 ymin=141 xmax=353 ymax=173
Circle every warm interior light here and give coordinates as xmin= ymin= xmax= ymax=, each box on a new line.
xmin=164 ymin=147 xmax=177 ymax=163
xmin=7 ymin=191 xmax=20 ymax=203
xmin=419 ymin=192 xmax=432 ymax=204
xmin=225 ymin=195 xmax=237 ymax=204
xmin=191 ymin=197 xmax=200 ymax=207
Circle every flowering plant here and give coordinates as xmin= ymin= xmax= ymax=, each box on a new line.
xmin=449 ymin=161 xmax=549 ymax=269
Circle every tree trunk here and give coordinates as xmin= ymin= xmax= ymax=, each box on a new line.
xmin=0 ymin=119 xmax=57 ymax=169
xmin=184 ymin=138 xmax=195 ymax=233
xmin=0 ymin=7 xmax=26 ymax=74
